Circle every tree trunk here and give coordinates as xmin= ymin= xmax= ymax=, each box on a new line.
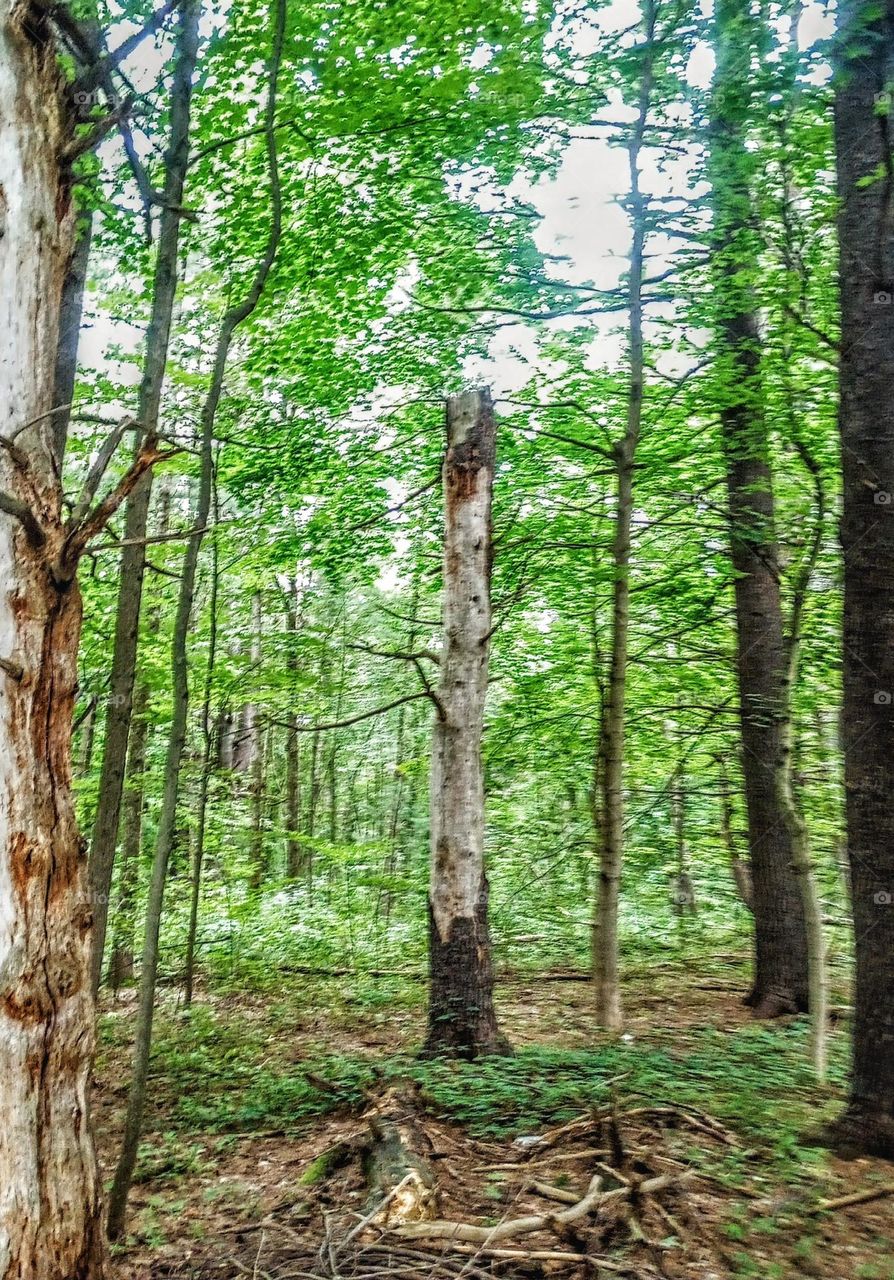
xmin=77 ymin=694 xmax=98 ymax=779
xmin=0 ymin=4 xmax=106 ymax=1272
xmin=107 ymin=678 xmax=150 ymax=992
xmin=107 ymin=6 xmax=284 ymax=1228
xmin=592 ymin=3 xmax=654 ymax=1032
xmin=285 ymin=581 xmax=303 ymax=877
xmin=423 ymin=389 xmax=507 ymax=1059
xmin=717 ymin=755 xmax=753 ymax=911
xmin=88 ymin=0 xmax=201 ymax=992
xmin=52 ymin=208 xmax=93 ymax=467
xmin=185 ymin=510 xmax=220 ymax=1004
xmin=825 ymin=0 xmax=894 ymax=1156
xmin=708 ymin=0 xmax=809 ymax=1018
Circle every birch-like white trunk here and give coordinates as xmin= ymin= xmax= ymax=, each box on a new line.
xmin=0 ymin=5 xmax=106 ymax=1274
xmin=424 ymin=389 xmax=507 ymax=1058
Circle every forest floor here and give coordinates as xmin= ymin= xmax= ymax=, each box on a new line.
xmin=96 ymin=952 xmax=894 ymax=1280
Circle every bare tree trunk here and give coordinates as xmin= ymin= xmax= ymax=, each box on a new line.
xmin=77 ymin=694 xmax=98 ymax=779
xmin=0 ymin=5 xmax=106 ymax=1272
xmin=107 ymin=5 xmax=284 ymax=1230
xmin=824 ymin=0 xmax=894 ymax=1157
xmin=52 ymin=208 xmax=93 ymax=467
xmin=717 ymin=754 xmax=753 ymax=911
xmin=708 ymin=0 xmax=809 ymax=1018
xmin=285 ymin=581 xmax=303 ymax=877
xmin=185 ymin=503 xmax=220 ymax=1005
xmin=423 ymin=389 xmax=508 ymax=1059
xmin=233 ymin=591 xmax=262 ymax=775
xmin=107 ymin=678 xmax=149 ymax=992
xmin=88 ymin=0 xmax=202 ymax=992
xmin=592 ymin=2 xmax=654 ymax=1032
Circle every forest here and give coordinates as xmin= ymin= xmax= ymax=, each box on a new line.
xmin=1 ymin=0 xmax=894 ymax=1276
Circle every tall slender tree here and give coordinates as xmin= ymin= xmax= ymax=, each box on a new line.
xmin=107 ymin=0 xmax=285 ymax=1230
xmin=592 ymin=0 xmax=656 ymax=1032
xmin=88 ymin=0 xmax=202 ymax=989
xmin=707 ymin=0 xmax=809 ymax=1017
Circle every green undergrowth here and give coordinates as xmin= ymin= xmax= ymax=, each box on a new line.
xmin=99 ymin=993 xmax=851 ymax=1188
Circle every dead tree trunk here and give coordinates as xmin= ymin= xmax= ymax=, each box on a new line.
xmin=824 ymin=0 xmax=894 ymax=1157
xmin=423 ymin=389 xmax=508 ymax=1059
xmin=708 ymin=0 xmax=809 ymax=1018
xmin=88 ymin=0 xmax=201 ymax=992
xmin=0 ymin=6 xmax=106 ymax=1272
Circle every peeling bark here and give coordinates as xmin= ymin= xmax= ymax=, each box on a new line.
xmin=423 ymin=389 xmax=507 ymax=1059
xmin=0 ymin=3 xmax=105 ymax=1272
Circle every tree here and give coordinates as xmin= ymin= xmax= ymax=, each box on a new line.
xmin=107 ymin=0 xmax=284 ymax=1230
xmin=0 ymin=3 xmax=167 ymax=1268
xmin=88 ymin=0 xmax=202 ymax=990
xmin=592 ymin=0 xmax=656 ymax=1032
xmin=707 ymin=0 xmax=809 ymax=1017
xmin=423 ymin=389 xmax=508 ymax=1058
xmin=824 ymin=0 xmax=894 ymax=1157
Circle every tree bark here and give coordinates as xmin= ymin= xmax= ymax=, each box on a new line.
xmin=285 ymin=580 xmax=303 ymax=877
xmin=0 ymin=4 xmax=106 ymax=1272
xmin=184 ymin=506 xmax=220 ymax=1004
xmin=423 ymin=389 xmax=508 ymax=1059
xmin=52 ymin=208 xmax=93 ymax=467
xmin=825 ymin=0 xmax=894 ymax=1156
xmin=88 ymin=0 xmax=201 ymax=993
xmin=107 ymin=678 xmax=149 ymax=992
xmin=592 ymin=1 xmax=654 ymax=1032
xmin=717 ymin=755 xmax=753 ymax=911
xmin=708 ymin=0 xmax=809 ymax=1018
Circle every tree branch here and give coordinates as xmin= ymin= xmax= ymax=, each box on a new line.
xmin=0 ymin=491 xmax=47 ymax=549
xmin=273 ymin=690 xmax=440 ymax=733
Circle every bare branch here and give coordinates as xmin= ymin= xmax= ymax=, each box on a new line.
xmin=0 ymin=491 xmax=47 ymax=549
xmin=59 ymin=440 xmax=179 ymax=573
xmin=272 ymin=691 xmax=439 ymax=733
xmin=67 ymin=416 xmax=137 ymax=530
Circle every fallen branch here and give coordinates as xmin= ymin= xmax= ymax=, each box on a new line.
xmin=447 ymin=1244 xmax=639 ymax=1271
xmin=478 ymin=1148 xmax=609 ymax=1171
xmin=394 ymin=1171 xmax=695 ymax=1244
xmin=393 ymin=1174 xmax=603 ymax=1243
xmin=813 ymin=1182 xmax=894 ymax=1213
